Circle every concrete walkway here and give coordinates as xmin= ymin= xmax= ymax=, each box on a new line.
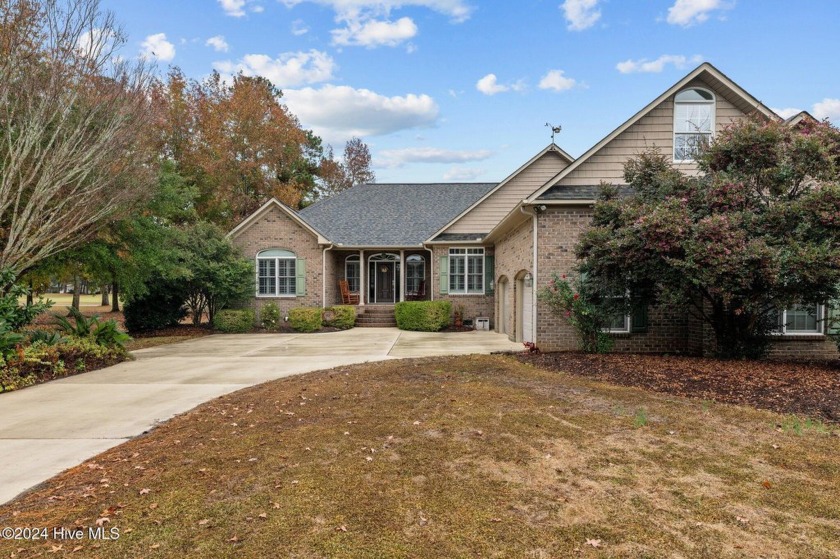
xmin=0 ymin=328 xmax=521 ymax=504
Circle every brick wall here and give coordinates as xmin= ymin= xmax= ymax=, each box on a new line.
xmin=430 ymin=245 xmax=495 ymax=327
xmin=534 ymin=206 xmax=693 ymax=354
xmin=230 ymin=204 xmax=324 ymax=322
xmin=494 ymin=218 xmax=533 ymax=341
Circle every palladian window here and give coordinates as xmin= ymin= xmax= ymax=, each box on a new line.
xmin=256 ymin=249 xmax=297 ymax=296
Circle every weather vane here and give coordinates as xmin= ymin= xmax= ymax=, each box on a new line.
xmin=545 ymin=122 xmax=562 ymax=143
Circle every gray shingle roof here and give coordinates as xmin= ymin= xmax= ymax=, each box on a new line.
xmin=298 ymin=183 xmax=497 ymax=246
xmin=538 ymin=184 xmax=634 ymax=200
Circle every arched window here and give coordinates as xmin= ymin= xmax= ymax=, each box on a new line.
xmin=345 ymin=255 xmax=360 ymax=293
xmin=257 ymin=249 xmax=296 ymax=296
xmin=674 ymin=88 xmax=715 ymax=161
xmin=406 ymin=255 xmax=425 ymax=296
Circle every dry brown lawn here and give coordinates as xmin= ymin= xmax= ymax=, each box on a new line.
xmin=0 ymin=355 xmax=838 ymax=558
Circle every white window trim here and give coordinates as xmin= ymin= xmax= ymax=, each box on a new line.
xmin=256 ymin=251 xmax=297 ymax=298
xmin=673 ymin=87 xmax=716 ymax=163
xmin=602 ymin=291 xmax=631 ymax=334
xmin=406 ymin=255 xmax=425 ymax=296
xmin=448 ymin=248 xmax=485 ymax=296
xmin=773 ymin=304 xmax=825 ymax=336
xmin=345 ymin=255 xmax=360 ymax=293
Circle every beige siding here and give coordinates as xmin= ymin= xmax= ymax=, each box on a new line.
xmin=557 ymin=77 xmax=749 ymax=188
xmin=444 ymin=150 xmax=569 ymax=234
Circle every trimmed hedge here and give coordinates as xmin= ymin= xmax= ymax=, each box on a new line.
xmin=289 ymin=307 xmax=323 ymax=333
xmin=324 ymin=305 xmax=356 ymax=330
xmin=124 ymin=276 xmax=188 ymax=333
xmin=394 ymin=301 xmax=452 ymax=332
xmin=260 ymin=302 xmax=281 ymax=331
xmin=213 ymin=309 xmax=255 ymax=333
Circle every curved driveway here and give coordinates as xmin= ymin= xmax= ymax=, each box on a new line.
xmin=0 ymin=328 xmax=521 ymax=504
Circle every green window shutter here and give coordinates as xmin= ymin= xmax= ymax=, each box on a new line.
xmin=485 ymin=255 xmax=495 ymax=294
xmin=295 ymin=258 xmax=306 ymax=296
xmin=828 ymin=301 xmax=840 ymax=335
xmin=631 ymin=304 xmax=649 ymax=333
xmin=439 ymin=255 xmax=449 ymax=294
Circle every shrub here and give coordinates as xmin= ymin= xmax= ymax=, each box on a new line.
xmin=324 ymin=306 xmax=356 ymax=330
xmin=289 ymin=307 xmax=323 ymax=333
xmin=124 ymin=276 xmax=188 ymax=333
xmin=394 ymin=301 xmax=452 ymax=332
xmin=213 ymin=309 xmax=255 ymax=333
xmin=53 ymin=306 xmax=99 ymax=337
xmin=92 ymin=320 xmax=132 ymax=349
xmin=0 ymin=267 xmax=52 ymax=330
xmin=27 ymin=330 xmax=66 ymax=346
xmin=538 ymin=274 xmax=614 ymax=354
xmin=0 ymin=320 xmax=25 ymax=358
xmin=260 ymin=302 xmax=281 ymax=330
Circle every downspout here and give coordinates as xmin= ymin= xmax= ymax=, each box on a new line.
xmin=520 ymin=204 xmax=538 ymax=344
xmin=322 ymin=244 xmax=334 ymax=308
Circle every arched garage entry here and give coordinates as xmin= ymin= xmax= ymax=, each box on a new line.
xmin=514 ymin=270 xmax=533 ymax=343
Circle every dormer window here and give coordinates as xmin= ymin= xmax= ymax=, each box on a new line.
xmin=674 ymin=88 xmax=715 ymax=161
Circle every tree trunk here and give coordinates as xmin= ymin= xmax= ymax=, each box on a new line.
xmin=71 ymin=275 xmax=81 ymax=311
xmin=100 ymin=284 xmax=110 ymax=307
xmin=26 ymin=279 xmax=34 ymax=306
xmin=111 ymin=281 xmax=120 ymax=312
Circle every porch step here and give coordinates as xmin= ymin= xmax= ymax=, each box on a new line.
xmin=355 ymin=306 xmax=397 ymax=327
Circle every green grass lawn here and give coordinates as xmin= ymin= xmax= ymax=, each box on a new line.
xmin=1 ymin=355 xmax=838 ymax=558
xmin=28 ymin=293 xmax=108 ymax=308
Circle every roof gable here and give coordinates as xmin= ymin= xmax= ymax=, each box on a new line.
xmin=526 ymin=62 xmax=779 ymax=202
xmin=429 ymin=143 xmax=573 ymax=241
xmin=227 ymin=198 xmax=329 ymax=243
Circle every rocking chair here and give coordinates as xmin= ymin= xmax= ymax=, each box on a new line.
xmin=339 ymin=279 xmax=360 ymax=305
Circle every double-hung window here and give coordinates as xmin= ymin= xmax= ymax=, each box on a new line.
xmin=602 ymin=289 xmax=631 ymax=333
xmin=674 ymin=88 xmax=715 ymax=161
xmin=257 ymin=249 xmax=297 ymax=296
xmin=345 ymin=255 xmax=360 ymax=293
xmin=449 ymin=248 xmax=484 ymax=295
xmin=775 ymin=304 xmax=823 ymax=335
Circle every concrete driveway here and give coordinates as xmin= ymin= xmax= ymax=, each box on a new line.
xmin=0 ymin=328 xmax=521 ymax=504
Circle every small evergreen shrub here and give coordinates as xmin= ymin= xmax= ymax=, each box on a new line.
xmin=260 ymin=302 xmax=281 ymax=330
xmin=124 ymin=278 xmax=188 ymax=333
xmin=289 ymin=307 xmax=323 ymax=333
xmin=213 ymin=309 xmax=255 ymax=333
xmin=394 ymin=301 xmax=452 ymax=332
xmin=324 ymin=306 xmax=356 ymax=330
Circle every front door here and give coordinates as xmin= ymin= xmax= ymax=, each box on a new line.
xmin=368 ymin=259 xmax=400 ymax=304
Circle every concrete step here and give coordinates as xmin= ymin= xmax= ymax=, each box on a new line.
xmin=356 ymin=322 xmax=397 ymax=328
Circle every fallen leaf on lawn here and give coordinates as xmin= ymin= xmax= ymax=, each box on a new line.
xmin=413 ymin=421 xmax=421 ymax=425
xmin=585 ymin=538 xmax=602 ymax=548
xmin=123 ymin=528 xmax=133 ymax=534
xmin=762 ymin=480 xmax=772 ymax=489
xmin=198 ymin=519 xmax=210 ymax=526
xmin=139 ymin=488 xmax=150 ymax=495
xmin=736 ymin=516 xmax=749 ymax=524
xmin=772 ymin=444 xmax=780 ymax=449
xmin=336 ymin=525 xmax=347 ymax=532
xmin=365 ymin=456 xmax=373 ymax=462
xmin=72 ymin=546 xmax=84 ymax=552
xmin=273 ymin=502 xmax=280 ymax=509
xmin=47 ymin=545 xmax=63 ymax=553
xmin=228 ymin=535 xmax=240 ymax=543
xmin=258 ymin=513 xmax=268 ymax=519
xmin=149 ymin=503 xmax=159 ymax=510
xmin=95 ymin=517 xmax=109 ymax=526
xmin=150 ymin=544 xmax=160 ymax=549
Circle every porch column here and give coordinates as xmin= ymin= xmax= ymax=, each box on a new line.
xmin=358 ymin=250 xmax=365 ymax=306
xmin=399 ymin=250 xmax=405 ymax=302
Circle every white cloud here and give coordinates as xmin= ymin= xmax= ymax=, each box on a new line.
xmin=616 ymin=54 xmax=702 ymax=74
xmin=813 ymin=98 xmax=840 ymax=121
xmin=219 ymin=0 xmax=247 ymax=17
xmin=77 ymin=28 xmax=118 ymax=59
xmin=561 ymin=0 xmax=601 ymax=31
xmin=205 ymin=35 xmax=229 ymax=52
xmin=139 ymin=33 xmax=175 ymax=62
xmin=214 ymin=49 xmax=336 ymax=88
xmin=476 ymin=74 xmax=524 ymax=96
xmin=377 ymin=147 xmax=493 ymax=168
xmin=291 ymin=19 xmax=310 ymax=35
xmin=666 ymin=0 xmax=729 ymax=26
xmin=283 ymin=85 xmax=439 ymax=143
xmin=332 ymin=16 xmax=418 ymax=47
xmin=281 ymin=0 xmax=472 ymax=23
xmin=538 ymin=69 xmax=578 ymax=92
xmin=443 ymin=166 xmax=486 ymax=180
xmin=771 ymin=107 xmax=803 ymax=120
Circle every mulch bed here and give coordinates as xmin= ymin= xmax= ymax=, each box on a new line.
xmin=130 ymin=324 xmax=214 ymax=338
xmin=519 ymin=352 xmax=840 ymax=422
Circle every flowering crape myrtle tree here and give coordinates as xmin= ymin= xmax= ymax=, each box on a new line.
xmin=577 ymin=117 xmax=840 ymax=358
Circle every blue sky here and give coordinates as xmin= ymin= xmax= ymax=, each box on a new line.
xmin=102 ymin=0 xmax=840 ymax=183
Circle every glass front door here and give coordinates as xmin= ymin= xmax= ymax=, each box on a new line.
xmin=368 ymin=255 xmax=401 ymax=304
